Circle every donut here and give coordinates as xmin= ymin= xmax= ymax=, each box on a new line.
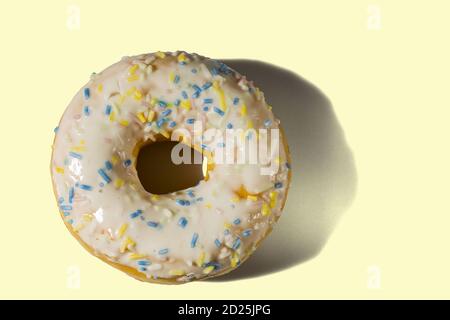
xmin=51 ymin=51 xmax=291 ymax=284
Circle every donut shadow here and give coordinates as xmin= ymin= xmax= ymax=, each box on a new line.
xmin=208 ymin=59 xmax=358 ymax=282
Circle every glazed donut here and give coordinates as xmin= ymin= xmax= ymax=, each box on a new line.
xmin=51 ymin=51 xmax=291 ymax=283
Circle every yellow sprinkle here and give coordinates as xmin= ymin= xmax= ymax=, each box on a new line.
xmin=70 ymin=146 xmax=85 ymax=152
xmin=111 ymin=155 xmax=119 ymax=165
xmin=230 ymin=196 xmax=240 ymax=203
xmin=117 ymin=223 xmax=128 ymax=238
xmin=224 ymin=222 xmax=232 ymax=229
xmin=136 ymin=112 xmax=146 ymax=123
xmin=169 ymin=269 xmax=186 ymax=276
xmin=169 ymin=71 xmax=175 ymax=83
xmin=247 ymin=195 xmax=258 ymax=201
xmin=151 ymin=195 xmax=160 ymax=201
xmin=247 ymin=120 xmax=254 ymax=129
xmin=203 ymin=265 xmax=215 ymax=274
xmin=269 ymin=191 xmax=277 ymax=208
xmin=213 ymin=81 xmax=227 ymax=111
xmin=180 ymin=99 xmax=191 ymax=111
xmin=261 ymin=203 xmax=271 ymax=216
xmin=126 ymin=86 xmax=136 ymax=96
xmin=97 ymin=84 xmax=103 ymax=92
xmin=119 ymin=120 xmax=129 ymax=127
xmin=241 ymin=103 xmax=247 ymax=116
xmin=275 ymin=156 xmax=280 ymax=165
xmin=160 ymin=129 xmax=170 ymax=139
xmin=127 ymin=74 xmax=139 ymax=82
xmin=147 ymin=110 xmax=155 ymax=122
xmin=177 ymin=52 xmax=187 ymax=63
xmin=155 ymin=51 xmax=166 ymax=58
xmin=267 ymin=104 xmax=273 ymax=110
xmin=150 ymin=97 xmax=158 ymax=106
xmin=55 ymin=167 xmax=65 ymax=174
xmin=109 ymin=111 xmax=116 ymax=122
xmin=120 ymin=236 xmax=135 ymax=253
xmin=134 ymin=89 xmax=143 ymax=101
xmin=82 ymin=213 xmax=93 ymax=222
xmin=114 ymin=178 xmax=124 ymax=189
xmin=205 ymin=203 xmax=212 ymax=209
xmin=129 ymin=64 xmax=139 ymax=75
xmin=196 ymin=251 xmax=205 ymax=267
xmin=230 ymin=252 xmax=239 ymax=268
xmin=129 ymin=253 xmax=146 ymax=260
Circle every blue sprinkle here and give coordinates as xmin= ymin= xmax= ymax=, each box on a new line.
xmin=203 ymin=98 xmax=213 ymax=104
xmin=158 ymin=248 xmax=169 ymax=255
xmin=169 ymin=121 xmax=177 ymax=128
xmin=191 ymin=233 xmax=199 ymax=248
xmin=137 ymin=260 xmax=151 ymax=266
xmin=214 ymin=239 xmax=221 ymax=248
xmin=227 ymin=123 xmax=233 ymax=129
xmin=105 ymin=161 xmax=113 ymax=170
xmin=181 ymin=91 xmax=188 ymax=99
xmin=184 ymin=200 xmax=191 ymax=206
xmin=192 ymin=91 xmax=200 ymax=99
xmin=176 ymin=199 xmax=186 ymax=206
xmin=124 ymin=159 xmax=132 ymax=167
xmin=232 ymin=238 xmax=241 ymax=250
xmin=67 ymin=219 xmax=74 ymax=225
xmin=233 ymin=218 xmax=241 ymax=225
xmin=79 ymin=184 xmax=93 ymax=191
xmin=191 ymin=68 xmax=197 ymax=74
xmin=83 ymin=105 xmax=90 ymax=116
xmin=58 ymin=197 xmax=64 ymax=204
xmin=156 ymin=118 xmax=165 ymax=128
xmin=105 ymin=104 xmax=112 ymax=115
xmin=158 ymin=100 xmax=168 ymax=108
xmin=242 ymin=229 xmax=252 ymax=237
xmin=130 ymin=209 xmax=143 ymax=219
xmin=203 ymin=106 xmax=209 ymax=112
xmin=178 ymin=217 xmax=188 ymax=228
xmin=97 ymin=168 xmax=111 ymax=183
xmin=69 ymin=187 xmax=75 ymax=204
xmin=54 ymin=126 xmax=59 ymax=133
xmin=192 ymin=84 xmax=202 ymax=92
xmin=60 ymin=205 xmax=72 ymax=211
xmin=63 ymin=212 xmax=70 ymax=217
xmin=233 ymin=97 xmax=240 ymax=105
xmin=161 ymin=109 xmax=172 ymax=117
xmin=211 ymin=67 xmax=219 ymax=76
xmin=274 ymin=182 xmax=283 ymax=189
xmin=224 ymin=229 xmax=230 ymax=235
xmin=264 ymin=119 xmax=272 ymax=127
xmin=202 ymin=82 xmax=212 ymax=90
xmin=204 ymin=261 xmax=221 ymax=270
xmin=138 ymin=267 xmax=147 ymax=272
xmin=186 ymin=118 xmax=195 ymax=124
xmin=174 ymin=99 xmax=181 ymax=106
xmin=201 ymin=144 xmax=209 ymax=150
xmin=213 ymin=107 xmax=225 ymax=116
xmin=83 ymin=88 xmax=90 ymax=99
xmin=196 ymin=197 xmax=203 ymax=202
xmin=174 ymin=75 xmax=180 ymax=83
xmin=187 ymin=190 xmax=195 ymax=198
xmin=69 ymin=152 xmax=82 ymax=160
xmin=147 ymin=221 xmax=159 ymax=228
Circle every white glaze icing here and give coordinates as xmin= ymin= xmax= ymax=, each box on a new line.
xmin=51 ymin=51 xmax=291 ymax=282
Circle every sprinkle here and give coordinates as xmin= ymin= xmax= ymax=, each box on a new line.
xmin=156 ymin=118 xmax=164 ymax=128
xmin=242 ymin=229 xmax=252 ymax=237
xmin=147 ymin=221 xmax=159 ymax=228
xmin=203 ymin=98 xmax=213 ymax=104
xmin=214 ymin=239 xmax=221 ymax=248
xmin=63 ymin=212 xmax=70 ymax=217
xmin=193 ymin=84 xmax=202 ymax=93
xmin=213 ymin=107 xmax=225 ymax=116
xmin=117 ymin=223 xmax=128 ymax=238
xmin=155 ymin=51 xmax=166 ymax=58
xmin=274 ymin=182 xmax=283 ymax=189
xmin=161 ymin=109 xmax=172 ymax=117
xmin=203 ymin=106 xmax=209 ymax=112
xmin=124 ymin=159 xmax=132 ymax=167
xmin=67 ymin=219 xmax=74 ymax=225
xmin=203 ymin=265 xmax=215 ymax=274
xmin=147 ymin=110 xmax=155 ymax=122
xmin=158 ymin=100 xmax=168 ymax=108
xmin=233 ymin=218 xmax=241 ymax=225
xmin=169 ymin=121 xmax=177 ymax=128
xmin=136 ymin=112 xmax=146 ymax=123
xmin=79 ymin=184 xmax=93 ymax=191
xmin=227 ymin=123 xmax=233 ymax=129
xmin=158 ymin=248 xmax=169 ymax=255
xmin=181 ymin=91 xmax=188 ymax=99
xmin=69 ymin=152 xmax=82 ymax=160
xmin=202 ymin=82 xmax=213 ymax=90
xmin=137 ymin=260 xmax=151 ymax=266
xmin=83 ymin=88 xmax=90 ymax=99
xmin=211 ymin=67 xmax=219 ymax=76
xmin=177 ymin=52 xmax=187 ymax=64
xmin=191 ymin=68 xmax=197 ymax=73
xmin=178 ymin=217 xmax=188 ymax=228
xmin=191 ymin=233 xmax=199 ymax=248
xmin=261 ymin=203 xmax=271 ymax=216
xmin=129 ymin=64 xmax=139 ymax=75
xmin=241 ymin=104 xmax=247 ymax=116
xmin=120 ymin=236 xmax=136 ymax=253
xmin=54 ymin=126 xmax=59 ymax=133
xmin=174 ymin=99 xmax=181 ymax=106
xmin=105 ymin=104 xmax=112 ymax=115
xmin=58 ymin=197 xmax=64 ymax=204
xmin=213 ymin=81 xmax=227 ymax=111
xmin=134 ymin=89 xmax=143 ymax=101
xmin=97 ymin=84 xmax=103 ymax=92
xmin=69 ymin=187 xmax=75 ymax=203
xmin=55 ymin=167 xmax=65 ymax=174
xmin=230 ymin=252 xmax=240 ymax=267
xmin=232 ymin=238 xmax=241 ymax=250
xmin=174 ymin=75 xmax=180 ymax=84
xmin=127 ymin=74 xmax=139 ymax=82
xmin=247 ymin=195 xmax=258 ymax=201
xmin=196 ymin=251 xmax=205 ymax=267
xmin=130 ymin=209 xmax=143 ymax=219
xmin=269 ymin=191 xmax=277 ymax=208
xmin=119 ymin=119 xmax=129 ymax=127
xmin=114 ymin=178 xmax=124 ymax=189
xmin=186 ymin=118 xmax=195 ymax=124
xmin=264 ymin=119 xmax=272 ymax=127
xmin=83 ymin=106 xmax=90 ymax=116
xmin=128 ymin=253 xmax=146 ymax=260
xmin=176 ymin=199 xmax=189 ymax=206
xmin=97 ymin=168 xmax=111 ymax=183
xmin=169 ymin=269 xmax=185 ymax=276
xmin=111 ymin=155 xmax=119 ymax=165
xmin=105 ymin=161 xmax=113 ymax=171
xmin=160 ymin=130 xmax=170 ymax=139
xmin=233 ymin=97 xmax=240 ymax=105
xmin=60 ymin=205 xmax=72 ymax=211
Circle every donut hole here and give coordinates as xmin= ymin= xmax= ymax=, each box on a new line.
xmin=136 ymin=140 xmax=205 ymax=195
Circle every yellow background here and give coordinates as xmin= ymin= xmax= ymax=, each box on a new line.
xmin=1 ymin=0 xmax=449 ymax=299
